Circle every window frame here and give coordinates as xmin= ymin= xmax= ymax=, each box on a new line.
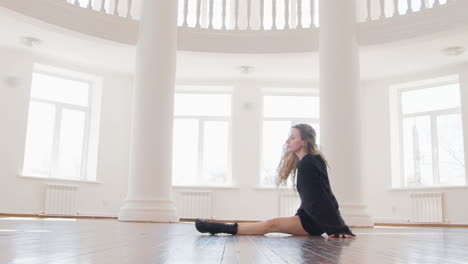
xmin=172 ymin=90 xmax=233 ymax=186
xmin=398 ymin=80 xmax=465 ymax=187
xmin=23 ymin=70 xmax=93 ymax=181
xmin=260 ymin=90 xmax=319 ymax=187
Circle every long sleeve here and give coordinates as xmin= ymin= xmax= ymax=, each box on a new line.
xmin=296 ymin=155 xmax=353 ymax=236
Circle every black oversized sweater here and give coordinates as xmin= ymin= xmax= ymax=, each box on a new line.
xmin=296 ymin=153 xmax=353 ymax=236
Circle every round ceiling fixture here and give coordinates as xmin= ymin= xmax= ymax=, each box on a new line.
xmin=20 ymin=36 xmax=42 ymax=48
xmin=239 ymin=65 xmax=255 ymax=74
xmin=441 ymin=46 xmax=466 ymax=56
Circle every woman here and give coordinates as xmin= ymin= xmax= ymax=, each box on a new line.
xmin=195 ymin=124 xmax=355 ymax=238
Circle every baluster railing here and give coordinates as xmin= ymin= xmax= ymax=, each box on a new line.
xmin=407 ymin=0 xmax=413 ymax=13
xmin=366 ymin=0 xmax=371 ymax=21
xmin=183 ymin=0 xmax=189 ymax=27
xmin=196 ymin=0 xmax=201 ymax=28
xmin=113 ymin=0 xmax=119 ymax=16
xmin=272 ymin=0 xmax=277 ymax=30
xmin=421 ymin=0 xmax=427 ymax=10
xmin=297 ymin=0 xmax=302 ymax=29
xmin=247 ymin=0 xmax=251 ymax=30
xmin=209 ymin=0 xmax=214 ymax=29
xmin=100 ymin=0 xmax=106 ymax=13
xmin=380 ymin=0 xmax=385 ymax=19
xmin=62 ymin=0 xmax=455 ymax=30
xmin=260 ymin=0 xmax=265 ymax=30
xmin=126 ymin=0 xmax=132 ymax=18
xmin=393 ymin=0 xmax=398 ymax=17
xmin=310 ymin=0 xmax=315 ymax=28
xmin=222 ymin=0 xmax=226 ymax=29
xmin=235 ymin=0 xmax=240 ymax=30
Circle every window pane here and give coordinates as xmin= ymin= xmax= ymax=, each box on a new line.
xmin=202 ymin=121 xmax=229 ymax=185
xmin=261 ymin=121 xmax=292 ymax=186
xmin=314 ymin=123 xmax=320 ymax=146
xmin=402 ymin=84 xmax=460 ymax=114
xmin=23 ymin=102 xmax=56 ymax=176
xmin=172 ymin=119 xmax=199 ymax=185
xmin=437 ymin=114 xmax=466 ymax=186
xmin=174 ymin=94 xmax=231 ymax=116
xmin=56 ymin=109 xmax=85 ymax=179
xmin=403 ymin=116 xmax=433 ymax=186
xmin=31 ymin=73 xmax=89 ymax=106
xmin=263 ymin=96 xmax=319 ymax=118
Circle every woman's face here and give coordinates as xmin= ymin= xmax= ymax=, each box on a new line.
xmin=287 ymin=128 xmax=305 ymax=153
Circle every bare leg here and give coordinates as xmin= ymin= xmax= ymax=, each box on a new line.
xmin=237 ymin=216 xmax=309 ymax=236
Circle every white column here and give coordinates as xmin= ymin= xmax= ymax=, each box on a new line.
xmin=118 ymin=0 xmax=178 ymax=222
xmin=458 ymin=65 xmax=468 ymax=186
xmin=319 ymin=0 xmax=372 ymax=227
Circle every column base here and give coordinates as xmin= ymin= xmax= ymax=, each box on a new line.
xmin=118 ymin=199 xmax=179 ymax=223
xmin=340 ymin=203 xmax=374 ymax=227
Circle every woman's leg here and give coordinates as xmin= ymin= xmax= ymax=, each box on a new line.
xmin=237 ymin=216 xmax=309 ymax=236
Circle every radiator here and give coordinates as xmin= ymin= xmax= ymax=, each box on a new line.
xmin=45 ymin=184 xmax=78 ymax=216
xmin=278 ymin=190 xmax=300 ymax=217
xmin=410 ymin=192 xmax=444 ymax=223
xmin=175 ymin=191 xmax=213 ymax=219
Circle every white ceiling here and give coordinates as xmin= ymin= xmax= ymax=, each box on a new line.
xmin=0 ymin=7 xmax=467 ymax=83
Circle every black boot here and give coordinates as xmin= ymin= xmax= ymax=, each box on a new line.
xmin=195 ymin=219 xmax=238 ymax=235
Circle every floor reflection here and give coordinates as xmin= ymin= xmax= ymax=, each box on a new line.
xmin=302 ymin=236 xmax=354 ymax=263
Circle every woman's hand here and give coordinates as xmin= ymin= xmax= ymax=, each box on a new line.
xmin=328 ymin=233 xmax=355 ymax=238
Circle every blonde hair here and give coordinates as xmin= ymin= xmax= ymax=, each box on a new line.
xmin=276 ymin=124 xmax=329 ymax=186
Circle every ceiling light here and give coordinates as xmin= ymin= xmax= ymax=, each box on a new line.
xmin=441 ymin=46 xmax=465 ymax=56
xmin=239 ymin=65 xmax=255 ymax=74
xmin=20 ymin=36 xmax=42 ymax=48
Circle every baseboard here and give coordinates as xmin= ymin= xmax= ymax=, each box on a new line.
xmin=371 ymin=217 xmax=409 ymax=224
xmin=374 ymin=223 xmax=468 ymax=228
xmin=3 ymin=214 xmax=467 ymax=227
xmin=0 ymin=213 xmax=117 ymax=220
xmin=180 ymin=218 xmax=468 ymax=227
xmin=179 ymin=218 xmax=260 ymax=223
xmin=371 ymin=217 xmax=468 ymax=227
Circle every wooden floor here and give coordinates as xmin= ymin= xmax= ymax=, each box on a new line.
xmin=1 ymin=217 xmax=467 ymax=264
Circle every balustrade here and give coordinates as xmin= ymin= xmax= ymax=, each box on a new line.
xmin=65 ymin=0 xmax=454 ymax=30
xmin=368 ymin=0 xmax=452 ymax=21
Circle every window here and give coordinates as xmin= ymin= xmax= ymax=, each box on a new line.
xmin=22 ymin=70 xmax=97 ymax=181
xmin=172 ymin=91 xmax=232 ymax=186
xmin=261 ymin=93 xmax=319 ymax=186
xmin=399 ymin=82 xmax=465 ymax=187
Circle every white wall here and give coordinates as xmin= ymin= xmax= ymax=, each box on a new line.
xmin=361 ymin=64 xmax=468 ymax=225
xmin=0 ymin=46 xmax=132 ymax=217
